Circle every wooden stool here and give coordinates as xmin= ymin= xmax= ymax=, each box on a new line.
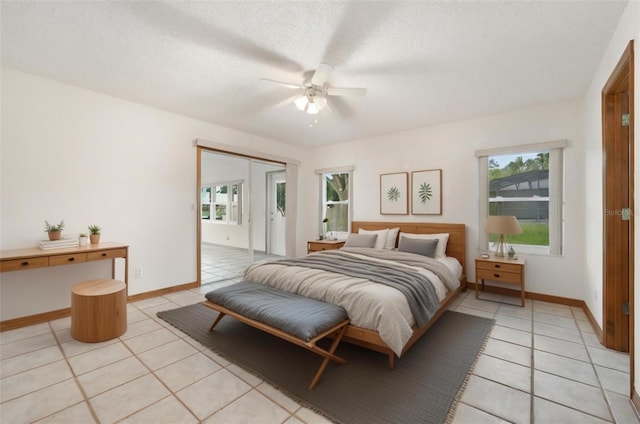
xmin=71 ymin=279 xmax=127 ymax=343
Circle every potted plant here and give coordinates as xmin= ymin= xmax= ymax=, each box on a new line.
xmin=44 ymin=220 xmax=64 ymax=241
xmin=79 ymin=232 xmax=89 ymax=246
xmin=88 ymin=225 xmax=101 ymax=244
xmin=322 ymin=217 xmax=329 ymax=240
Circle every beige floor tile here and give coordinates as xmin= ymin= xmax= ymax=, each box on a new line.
xmin=0 ymin=323 xmax=51 ymax=346
xmin=582 ymin=331 xmax=603 ymax=347
xmin=77 ymin=356 xmax=149 ymax=398
xmin=460 ymin=376 xmax=530 ymax=424
xmin=176 ymin=369 xmax=251 ymax=420
xmin=533 ymin=334 xmax=590 ymax=362
xmin=534 ymin=350 xmax=598 ymax=386
xmin=293 ymin=407 xmax=334 ymax=424
xmin=123 ymin=327 xmax=180 ymax=354
xmin=534 ymin=311 xmax=578 ymax=330
xmin=493 ymin=314 xmax=531 ymax=332
xmin=0 ymin=379 xmax=84 ymax=423
xmin=533 ymin=321 xmax=582 ymax=343
xmin=452 ymin=402 xmax=511 ymax=424
xmin=119 ymin=318 xmax=164 ymax=340
xmin=534 ymin=371 xmax=612 ymax=421
xmin=34 ymin=401 xmax=96 ymax=423
xmin=587 ymin=345 xmax=630 ymax=372
xmin=483 ymin=338 xmax=531 ymax=367
xmin=461 ymin=296 xmax=501 ymax=313
xmin=606 ymin=390 xmax=640 ymax=424
xmin=67 ymin=342 xmax=131 ymax=375
xmin=496 ymin=304 xmax=533 ymax=320
xmin=89 ymin=374 xmax=170 ymax=423
xmin=0 ymin=332 xmax=57 ymax=359
xmin=490 ymin=325 xmax=532 ymax=347
xmin=155 ymin=353 xmax=222 ymax=392
xmin=227 ymin=363 xmax=263 ymax=387
xmin=54 ymin=327 xmax=74 ymax=345
xmin=533 ymin=301 xmax=573 ymax=318
xmin=455 ymin=306 xmax=496 ymax=319
xmin=204 ymin=389 xmax=290 ymax=423
xmin=571 ymin=307 xmax=589 ymax=321
xmin=533 ymin=397 xmax=611 ymax=424
xmin=119 ymin=395 xmax=198 ymax=424
xmin=595 ymin=365 xmax=629 ymax=395
xmin=127 ymin=308 xmax=149 ymax=324
xmin=257 ymin=382 xmax=300 ymax=413
xmin=283 ymin=416 xmax=305 ymax=424
xmin=0 ymin=360 xmax=73 ymax=402
xmin=48 ymin=317 xmax=71 ymax=331
xmin=577 ymin=319 xmax=596 ymax=334
xmin=133 ymin=296 xmax=174 ymax=310
xmin=202 ymin=348 xmax=231 ymax=367
xmin=137 ymin=339 xmax=199 ymax=371
xmin=59 ymin=336 xmax=117 ymax=358
xmin=473 ymin=354 xmax=531 ymax=392
xmin=0 ymin=345 xmax=63 ymax=378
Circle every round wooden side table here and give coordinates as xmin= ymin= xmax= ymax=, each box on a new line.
xmin=71 ymin=279 xmax=127 ymax=343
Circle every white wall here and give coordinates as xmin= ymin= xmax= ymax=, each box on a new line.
xmin=582 ymin=1 xmax=639 ymax=394
xmin=0 ymin=68 xmax=307 ymax=320
xmin=305 ymin=100 xmax=586 ymax=300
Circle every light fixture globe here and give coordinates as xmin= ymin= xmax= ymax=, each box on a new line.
xmin=294 ymin=95 xmax=308 ymax=111
xmin=314 ymin=94 xmax=328 ymax=110
xmin=306 ymin=100 xmax=319 ymax=115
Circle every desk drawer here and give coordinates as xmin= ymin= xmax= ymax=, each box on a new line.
xmin=87 ymin=248 xmax=127 ymax=261
xmin=1 ymin=257 xmax=49 ymax=272
xmin=477 ymin=268 xmax=521 ymax=284
xmin=476 ymin=261 xmax=521 ymax=274
xmin=49 ymin=253 xmax=87 ymax=267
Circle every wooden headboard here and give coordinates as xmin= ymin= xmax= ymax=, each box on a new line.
xmin=351 ymin=221 xmax=466 ymax=277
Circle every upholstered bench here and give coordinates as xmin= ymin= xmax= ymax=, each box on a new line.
xmin=203 ymin=281 xmax=350 ymax=390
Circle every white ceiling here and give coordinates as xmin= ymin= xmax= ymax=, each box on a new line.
xmin=0 ymin=1 xmax=628 ymax=148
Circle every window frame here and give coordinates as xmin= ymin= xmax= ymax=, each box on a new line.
xmin=201 ymin=180 xmax=243 ymax=225
xmin=476 ymin=140 xmax=566 ymax=256
xmin=315 ymin=166 xmax=354 ymax=240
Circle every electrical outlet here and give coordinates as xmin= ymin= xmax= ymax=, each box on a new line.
xmin=135 ymin=267 xmax=143 ymax=278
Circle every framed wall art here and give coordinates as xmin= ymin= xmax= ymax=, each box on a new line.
xmin=380 ymin=172 xmax=408 ymax=215
xmin=411 ymin=169 xmax=442 ymax=215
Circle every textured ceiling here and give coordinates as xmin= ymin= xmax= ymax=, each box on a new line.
xmin=0 ymin=1 xmax=628 ymax=148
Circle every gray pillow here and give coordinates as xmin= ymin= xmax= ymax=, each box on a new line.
xmin=398 ymin=236 xmax=439 ymax=258
xmin=343 ymin=233 xmax=378 ymax=248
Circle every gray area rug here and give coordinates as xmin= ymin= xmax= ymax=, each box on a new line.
xmin=157 ymin=303 xmax=494 ymax=424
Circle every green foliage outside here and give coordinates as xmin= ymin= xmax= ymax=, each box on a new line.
xmin=325 ymin=173 xmax=349 ymax=232
xmin=489 ymin=152 xmax=549 ymax=180
xmin=489 ymin=222 xmax=549 ymax=246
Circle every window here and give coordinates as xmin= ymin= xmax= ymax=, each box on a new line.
xmin=477 ymin=141 xmax=566 ymax=256
xmin=201 ymin=180 xmax=242 ymax=225
xmin=317 ymin=168 xmax=353 ymax=240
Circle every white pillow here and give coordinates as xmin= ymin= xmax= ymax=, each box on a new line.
xmin=358 ymin=228 xmax=389 ymax=249
xmin=385 ymin=227 xmax=400 ymax=249
xmin=399 ymin=232 xmax=449 ymax=259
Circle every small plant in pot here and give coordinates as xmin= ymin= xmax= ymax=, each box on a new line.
xmin=79 ymin=232 xmax=89 ymax=246
xmin=44 ymin=220 xmax=64 ymax=241
xmin=88 ymin=225 xmax=101 ymax=244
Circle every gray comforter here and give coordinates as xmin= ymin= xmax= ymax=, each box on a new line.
xmin=244 ymin=247 xmax=459 ymax=356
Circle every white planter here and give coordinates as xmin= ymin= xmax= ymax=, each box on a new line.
xmin=79 ymin=236 xmax=89 ymax=246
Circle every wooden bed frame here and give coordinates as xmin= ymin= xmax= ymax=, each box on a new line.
xmin=344 ymin=221 xmax=467 ymax=368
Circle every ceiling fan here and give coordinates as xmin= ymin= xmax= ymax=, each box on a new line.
xmin=260 ymin=63 xmax=366 ymax=115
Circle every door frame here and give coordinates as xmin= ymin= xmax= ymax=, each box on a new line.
xmin=601 ymin=40 xmax=634 ymax=394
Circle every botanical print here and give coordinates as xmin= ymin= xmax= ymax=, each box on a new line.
xmin=380 ymin=172 xmax=408 ymax=215
xmin=411 ymin=169 xmax=442 ymax=215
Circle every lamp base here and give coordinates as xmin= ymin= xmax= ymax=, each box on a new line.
xmin=494 ymin=234 xmax=506 ymax=257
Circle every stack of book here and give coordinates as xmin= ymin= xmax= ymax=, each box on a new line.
xmin=39 ymin=238 xmax=79 ymax=250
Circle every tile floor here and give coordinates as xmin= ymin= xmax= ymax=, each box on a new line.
xmin=201 ymin=243 xmax=282 ymax=284
xmin=1 ymin=252 xmax=640 ymax=422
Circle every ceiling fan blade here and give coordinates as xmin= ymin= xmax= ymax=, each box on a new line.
xmin=259 ymin=78 xmax=302 ymax=89
xmin=311 ymin=63 xmax=335 ymax=86
xmin=327 ymin=87 xmax=367 ymax=97
xmin=274 ymin=94 xmax=301 ymax=108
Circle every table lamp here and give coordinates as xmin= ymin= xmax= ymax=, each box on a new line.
xmin=486 ymin=215 xmax=523 ymax=257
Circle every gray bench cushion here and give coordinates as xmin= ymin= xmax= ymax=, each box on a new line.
xmin=205 ymin=281 xmax=348 ymax=342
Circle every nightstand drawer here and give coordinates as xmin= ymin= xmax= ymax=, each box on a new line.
xmin=476 ymin=268 xmax=521 ymax=284
xmin=307 ymin=241 xmax=345 ymax=253
xmin=476 ymin=260 xmax=521 ymax=274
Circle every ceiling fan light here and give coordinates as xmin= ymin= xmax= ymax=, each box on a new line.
xmin=294 ymin=95 xmax=308 ymax=111
xmin=306 ymin=101 xmax=319 ymax=115
xmin=314 ymin=94 xmax=328 ymax=110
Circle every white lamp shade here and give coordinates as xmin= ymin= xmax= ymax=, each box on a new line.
xmin=306 ymin=101 xmax=319 ymax=115
xmin=314 ymin=94 xmax=328 ymax=110
xmin=294 ymin=95 xmax=308 ymax=111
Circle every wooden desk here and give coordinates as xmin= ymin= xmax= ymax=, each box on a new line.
xmin=0 ymin=242 xmax=128 ymax=330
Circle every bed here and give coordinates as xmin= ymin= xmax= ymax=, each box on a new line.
xmin=243 ymin=221 xmax=467 ymax=368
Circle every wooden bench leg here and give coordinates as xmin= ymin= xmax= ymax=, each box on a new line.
xmin=308 ymin=323 xmax=349 ymax=390
xmin=208 ymin=312 xmax=226 ymax=331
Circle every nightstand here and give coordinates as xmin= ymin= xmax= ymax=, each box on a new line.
xmin=475 ymin=255 xmax=526 ymax=306
xmin=307 ymin=239 xmax=345 ymax=254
